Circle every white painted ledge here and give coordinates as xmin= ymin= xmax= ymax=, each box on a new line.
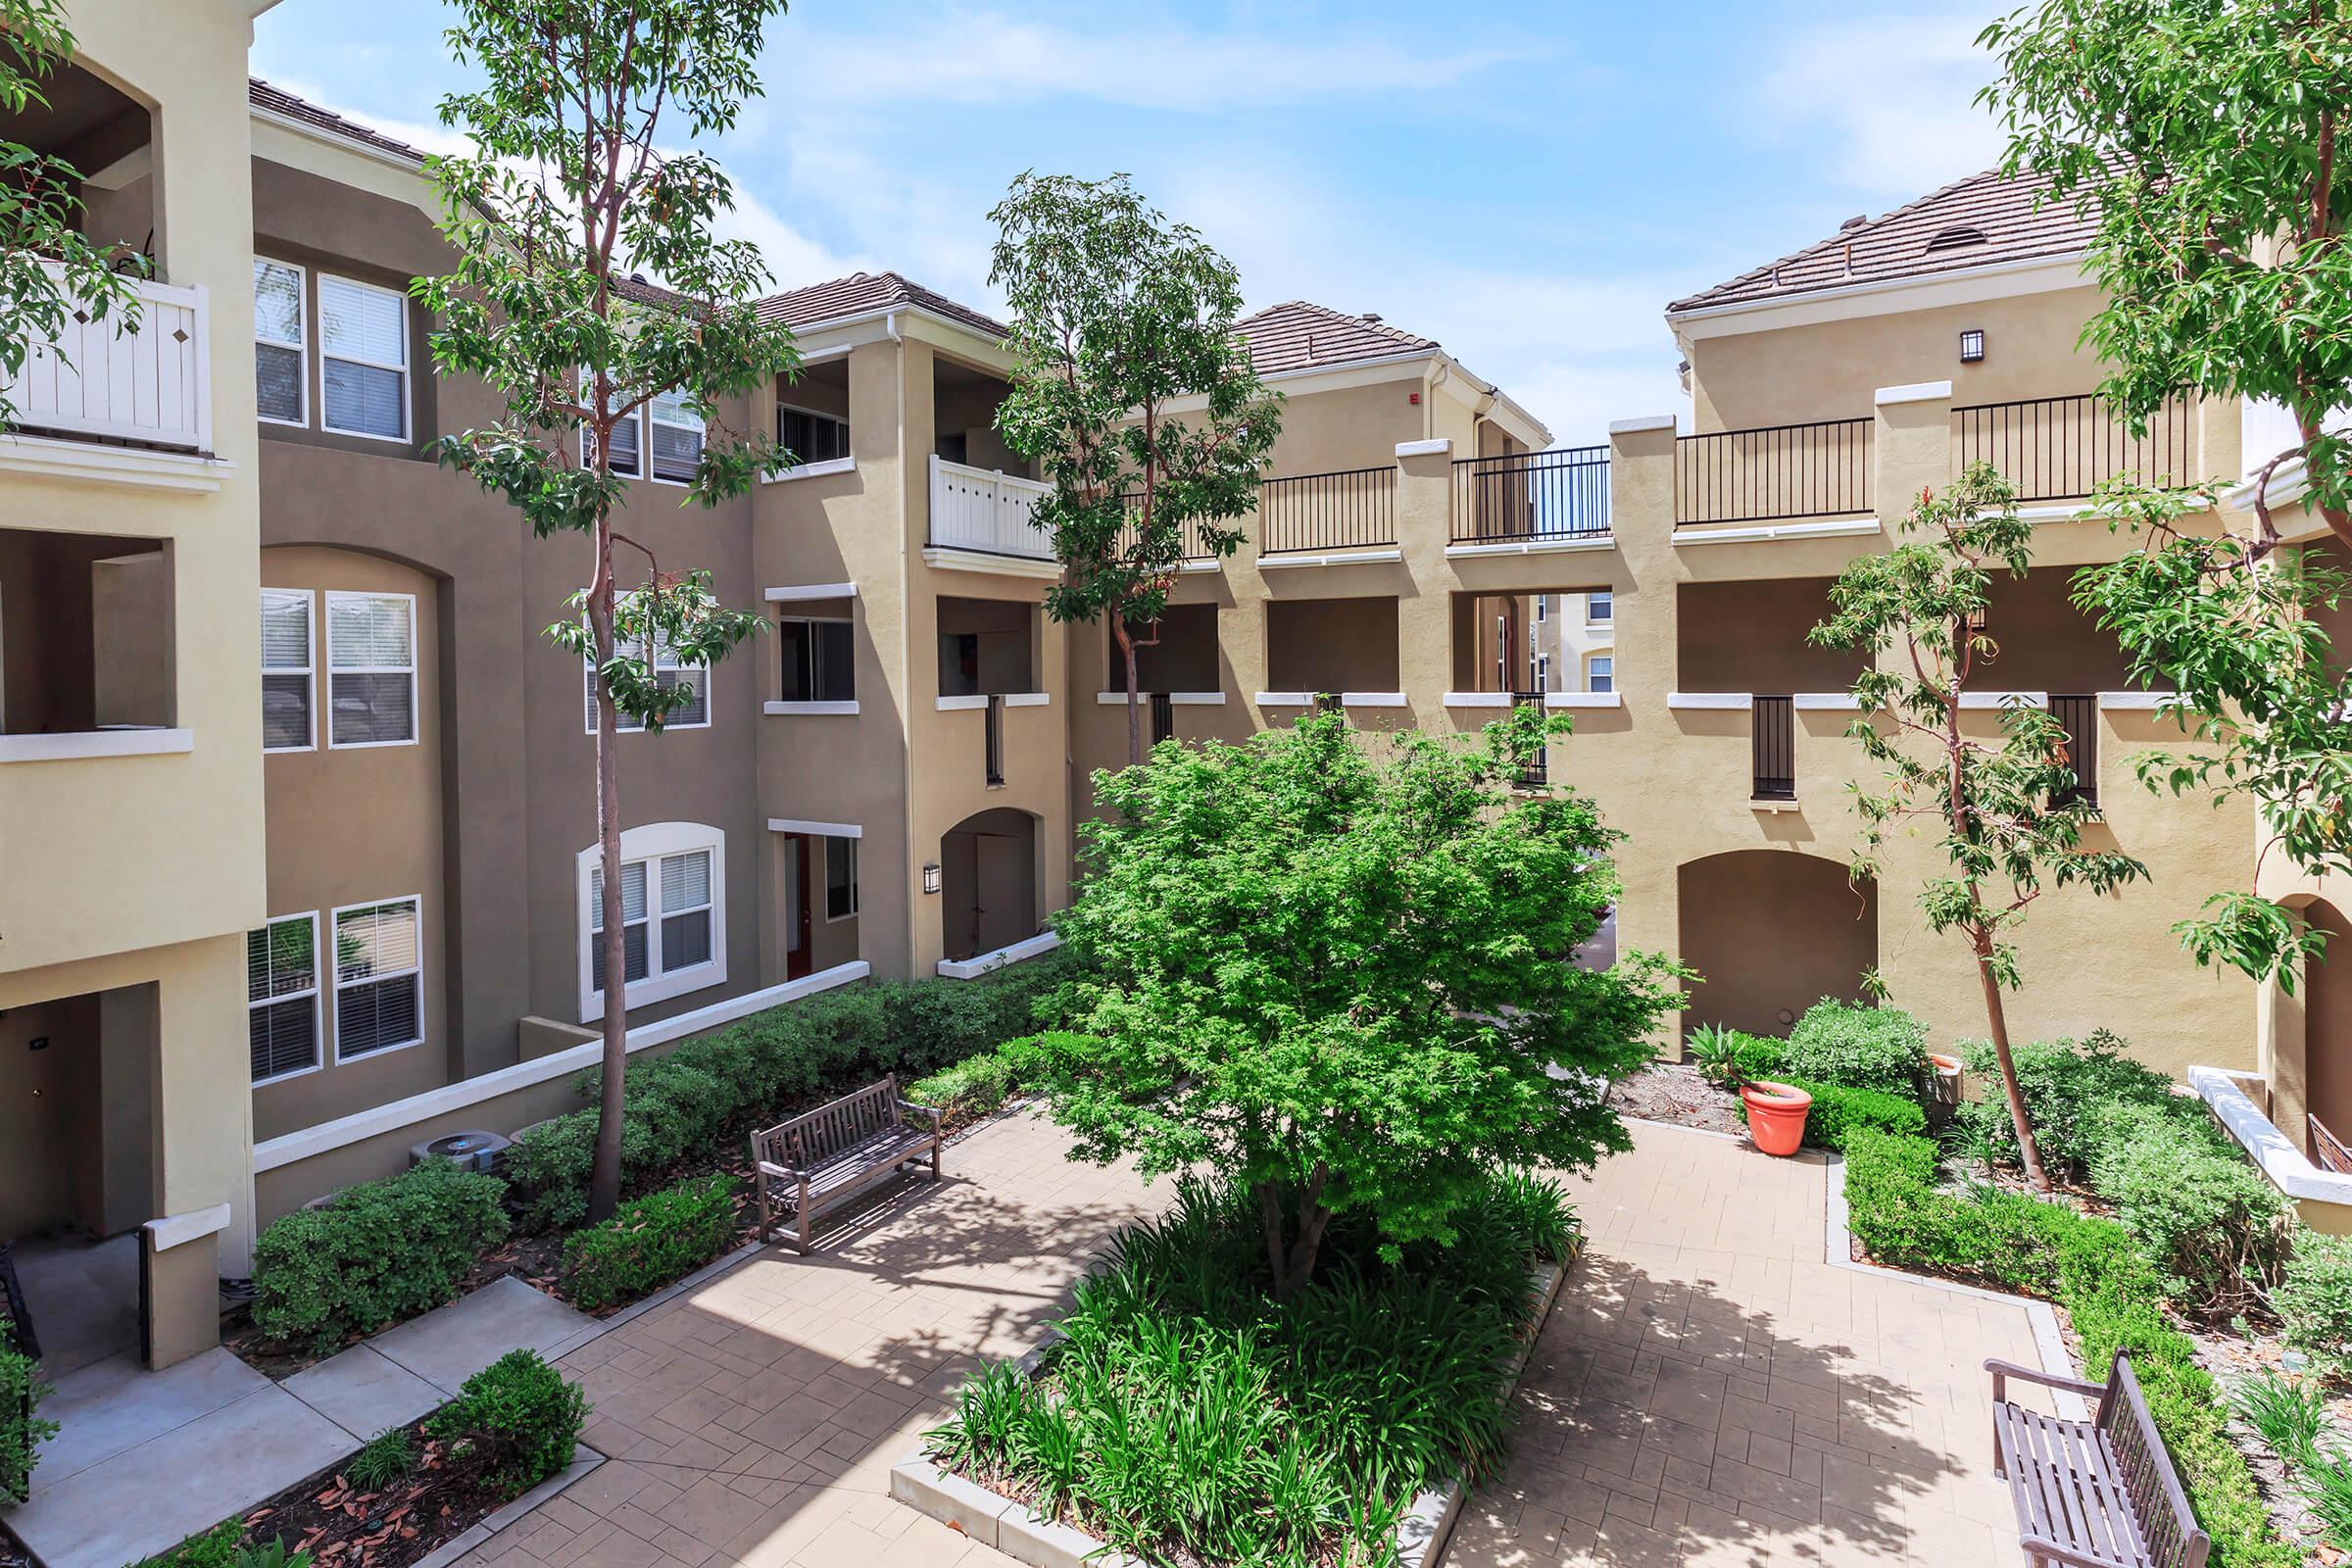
xmin=1395 ymin=437 xmax=1451 ymax=458
xmin=2192 ymin=1066 xmax=2352 ymax=1209
xmin=145 ymin=1202 xmax=231 ymax=1252
xmin=1095 ymin=691 xmax=1224 ymax=706
xmin=1255 ymin=546 xmax=1404 ymax=569
xmin=1792 ymin=693 xmax=1861 ymax=710
xmin=1003 ymin=691 xmax=1051 ymax=708
xmin=1445 ymin=534 xmax=1614 ymax=559
xmin=936 ymin=694 xmax=988 ymax=711
xmin=1547 ymin=691 xmax=1621 ymax=709
xmin=254 ymin=961 xmax=871 ymax=1173
xmin=1257 ymin=691 xmax=1313 ymax=707
xmin=1672 ymin=516 xmax=1881 ymax=547
xmin=2097 ymin=690 xmax=2173 ymax=710
xmin=1668 ymin=692 xmax=1752 ymax=710
xmin=767 ymin=817 xmax=861 ymax=838
xmin=936 ymin=930 xmax=1061 ymax=981
xmin=0 ymin=727 xmax=193 ymax=763
xmin=1609 ymin=414 xmax=1677 ymax=435
xmin=1957 ymin=691 xmax=2049 ymax=710
xmin=760 ymin=455 xmax=856 ymax=484
xmin=921 ymin=546 xmax=1061 ymax=580
xmin=764 ymin=581 xmax=858 ymax=602
xmin=1444 ymin=691 xmax=1512 ymax=709
xmin=763 ymin=700 xmax=858 ymax=716
xmin=1876 ymin=379 xmax=1952 ymax=406
xmin=1344 ymin=691 xmax=1409 ymax=708
xmin=0 ymin=433 xmax=232 ymax=493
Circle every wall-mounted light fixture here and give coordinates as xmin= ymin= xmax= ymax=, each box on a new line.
xmin=922 ymin=862 xmax=942 ymax=895
xmin=1959 ymin=328 xmax=1986 ymax=364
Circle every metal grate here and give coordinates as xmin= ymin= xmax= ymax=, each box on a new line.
xmin=1150 ymin=692 xmax=1174 ymax=747
xmin=2049 ymin=694 xmax=2099 ymax=810
xmin=1451 ymin=446 xmax=1610 ymax=543
xmin=1512 ymin=693 xmax=1548 ymax=789
xmin=1258 ymin=466 xmax=1397 ymax=554
xmin=1752 ymin=696 xmax=1795 ymax=800
xmin=985 ymin=695 xmax=1005 ymax=786
xmin=1676 ymin=418 xmax=1873 ymax=526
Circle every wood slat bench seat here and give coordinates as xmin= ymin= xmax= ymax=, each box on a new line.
xmin=751 ymin=1075 xmax=943 ymax=1254
xmin=1985 ymin=1356 xmax=2208 ymax=1568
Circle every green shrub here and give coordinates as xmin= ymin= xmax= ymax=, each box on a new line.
xmin=2276 ymin=1228 xmax=2352 ymax=1379
xmin=907 ymin=1049 xmax=1019 ymax=1119
xmin=1841 ymin=1131 xmax=2297 ymax=1568
xmin=564 ymin=1173 xmax=739 ymax=1311
xmin=1779 ymin=999 xmax=1927 ymax=1098
xmin=344 ymin=1424 xmax=416 ymax=1491
xmin=251 ymin=1157 xmax=509 ymax=1352
xmin=1955 ymin=1029 xmax=2190 ymax=1179
xmin=1735 ymin=1079 xmax=1925 ymax=1151
xmin=2086 ymin=1101 xmax=2289 ymax=1312
xmin=132 ymin=1522 xmax=247 ymax=1568
xmin=0 ymin=1320 xmax=56 ymax=1506
xmin=426 ymin=1349 xmax=587 ymax=1497
xmin=1686 ymin=1025 xmax=1788 ymax=1090
xmin=2234 ymin=1372 xmax=2326 ymax=1468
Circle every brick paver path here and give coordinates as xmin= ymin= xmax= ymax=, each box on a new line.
xmin=457 ymin=1112 xmax=2039 ymax=1568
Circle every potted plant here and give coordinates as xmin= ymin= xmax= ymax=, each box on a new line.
xmin=1740 ymin=1081 xmax=1813 ymax=1156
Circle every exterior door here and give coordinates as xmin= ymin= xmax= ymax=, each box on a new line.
xmin=782 ymin=835 xmax=812 ymax=980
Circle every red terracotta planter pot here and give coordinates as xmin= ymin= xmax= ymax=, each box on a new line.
xmin=1741 ymin=1080 xmax=1813 ymax=1157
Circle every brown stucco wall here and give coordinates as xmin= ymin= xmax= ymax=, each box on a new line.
xmin=1267 ymin=597 xmax=1399 ymax=692
xmin=1677 ymin=578 xmax=1864 ymax=694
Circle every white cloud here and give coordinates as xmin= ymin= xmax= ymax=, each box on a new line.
xmin=1758 ymin=13 xmax=2006 ymax=197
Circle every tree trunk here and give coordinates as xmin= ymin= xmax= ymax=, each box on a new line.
xmin=1973 ymin=930 xmax=2050 ymax=1195
xmin=1259 ymin=1162 xmax=1332 ymax=1300
xmin=587 ymin=522 xmax=628 ymax=1225
xmin=1115 ymin=613 xmax=1143 ymax=766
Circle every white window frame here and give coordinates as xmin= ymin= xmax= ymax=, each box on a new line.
xmin=330 ymin=894 xmax=425 ymax=1063
xmin=583 ymin=625 xmax=711 ymax=735
xmin=248 ymin=910 xmax=322 ymax=1085
xmin=646 ymin=389 xmax=705 ymax=487
xmin=579 ymin=398 xmax=648 ymax=481
xmin=260 ymin=587 xmax=317 ymax=753
xmin=254 ymin=257 xmax=309 ymax=430
xmin=1587 ymin=591 xmax=1613 ymax=626
xmin=777 ymin=613 xmax=856 ymax=707
xmin=777 ymin=403 xmax=851 ymax=468
xmin=577 ymin=822 xmax=728 ymax=1022
xmin=824 ymin=835 xmax=858 ymax=923
xmin=1588 ymin=654 xmax=1614 ymax=694
xmin=324 ymin=590 xmax=420 ymax=750
xmin=1535 ymin=595 xmax=1547 ymax=624
xmin=318 ymin=272 xmax=411 ymax=444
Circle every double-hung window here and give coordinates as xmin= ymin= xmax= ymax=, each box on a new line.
xmin=326 ymin=591 xmax=417 ymax=747
xmin=825 ymin=837 xmax=858 ymax=920
xmin=778 ymin=406 xmax=850 ymax=466
xmin=584 ymin=833 xmax=722 ymax=1016
xmin=319 ymin=274 xmax=410 ymax=441
xmin=648 ymin=389 xmax=705 ymax=483
xmin=584 ymin=627 xmax=709 ymax=732
xmin=333 ymin=897 xmax=423 ymax=1059
xmin=247 ymin=912 xmax=320 ymax=1083
xmin=1587 ymin=591 xmax=1613 ymax=625
xmin=254 ymin=259 xmax=307 ymax=426
xmin=260 ymin=589 xmax=315 ymax=751
xmin=778 ymin=616 xmax=855 ymax=704
xmin=1588 ymin=655 xmax=1614 ymax=695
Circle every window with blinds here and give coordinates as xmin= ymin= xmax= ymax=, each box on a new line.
xmin=334 ymin=897 xmax=422 ymax=1058
xmin=1589 ymin=655 xmax=1614 ymax=695
xmin=254 ymin=259 xmax=307 ymax=425
xmin=326 ymin=592 xmax=417 ymax=747
xmin=320 ymin=274 xmax=409 ymax=441
xmin=589 ymin=847 xmax=715 ymax=999
xmin=248 ymin=912 xmax=319 ymax=1083
xmin=778 ymin=406 xmax=850 ymax=466
xmin=261 ymin=589 xmax=314 ymax=751
xmin=584 ymin=626 xmax=709 ymax=733
xmin=648 ymin=388 xmax=705 ymax=484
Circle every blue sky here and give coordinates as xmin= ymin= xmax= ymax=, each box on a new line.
xmin=250 ymin=1 xmax=2015 ymax=446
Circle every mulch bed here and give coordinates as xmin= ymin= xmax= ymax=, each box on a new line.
xmin=0 ymin=1525 xmax=33 ymax=1568
xmin=1608 ymin=1059 xmax=1750 ymax=1140
xmin=231 ymin=1424 xmax=541 ymax=1568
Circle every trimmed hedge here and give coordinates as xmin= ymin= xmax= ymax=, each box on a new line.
xmin=1954 ymin=1029 xmax=2194 ymax=1180
xmin=906 ymin=1050 xmax=1019 ymax=1120
xmin=507 ymin=956 xmax=1077 ymax=1229
xmin=251 ymin=1157 xmax=510 ymax=1352
xmin=1736 ymin=1078 xmax=1925 ymax=1152
xmin=1 ymin=1319 xmax=55 ymax=1506
xmin=1779 ymin=999 xmax=1928 ymax=1098
xmin=1842 ymin=1130 xmax=2295 ymax=1568
xmin=424 ymin=1348 xmax=587 ymax=1497
xmin=564 ymin=1173 xmax=740 ymax=1311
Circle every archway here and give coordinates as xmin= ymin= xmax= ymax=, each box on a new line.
xmin=940 ymin=808 xmax=1039 ymax=963
xmin=1677 ymin=851 xmax=1877 ymax=1039
xmin=2303 ymin=899 xmax=2352 ymax=1160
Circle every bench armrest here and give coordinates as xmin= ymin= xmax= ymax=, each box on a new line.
xmin=1985 ymin=1357 xmax=2106 ymax=1400
xmin=755 ymin=1158 xmax=805 ymax=1182
xmin=2018 ymin=1533 xmax=2133 ymax=1568
xmin=900 ymin=1100 xmax=944 ymax=1124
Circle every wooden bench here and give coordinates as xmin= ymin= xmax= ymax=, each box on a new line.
xmin=1985 ymin=1356 xmax=2209 ymax=1568
xmin=750 ymin=1076 xmax=943 ymax=1254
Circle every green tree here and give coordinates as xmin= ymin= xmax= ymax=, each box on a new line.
xmin=988 ymin=172 xmax=1280 ymax=764
xmin=1813 ymin=466 xmax=2149 ymax=1193
xmin=0 ymin=0 xmax=145 ymax=426
xmin=1015 ymin=707 xmax=1683 ymax=1298
xmin=1980 ymin=0 xmax=2352 ymax=982
xmin=416 ymin=0 xmax=800 ymax=1222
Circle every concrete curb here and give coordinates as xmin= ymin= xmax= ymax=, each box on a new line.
xmin=888 ymin=1248 xmax=1577 ymax=1568
xmin=406 ymin=1444 xmax=605 ymax=1568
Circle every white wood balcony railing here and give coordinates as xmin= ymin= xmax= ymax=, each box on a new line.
xmin=928 ymin=454 xmax=1054 ymax=562
xmin=4 ymin=269 xmax=212 ymax=454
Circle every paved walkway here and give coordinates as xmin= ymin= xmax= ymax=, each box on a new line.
xmin=429 ymin=1113 xmax=2039 ymax=1568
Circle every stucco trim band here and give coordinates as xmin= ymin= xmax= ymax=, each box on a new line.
xmin=1395 ymin=438 xmax=1452 ymax=458
xmin=1256 ymin=547 xmax=1406 ymax=569
xmin=1443 ymin=692 xmax=1512 ymax=709
xmin=919 ymin=547 xmax=1062 ymax=580
xmin=1667 ymin=693 xmax=1753 ymax=710
xmin=0 ymin=434 xmax=234 ymax=492
xmin=763 ymin=581 xmax=858 ymax=602
xmin=1257 ymin=692 xmax=1314 ymax=707
xmin=1342 ymin=691 xmax=1409 ymax=708
xmin=2191 ymin=1066 xmax=2352 ymax=1210
xmin=766 ymin=818 xmax=862 ymax=838
xmin=1791 ymin=693 xmax=1861 ymax=710
xmin=1670 ymin=517 xmax=1881 ymax=547
xmin=760 ymin=456 xmax=856 ymax=485
xmin=1002 ymin=692 xmax=1051 ymax=708
xmin=2096 ymin=691 xmax=2172 ymax=710
xmin=0 ymin=727 xmax=195 ymax=763
xmin=1957 ymin=691 xmax=2049 ymax=709
xmin=1545 ymin=691 xmax=1622 ymax=710
xmin=145 ymin=1202 xmax=233 ymax=1252
xmin=1095 ymin=691 xmax=1225 ymax=706
xmin=1875 ymin=380 xmax=1953 ymax=407
xmin=936 ymin=930 xmax=1063 ymax=981
xmin=936 ymin=695 xmax=988 ymax=711
xmin=1609 ymin=414 xmax=1678 ymax=435
xmin=252 ymin=960 xmax=872 ymax=1173
xmin=1444 ymin=535 xmax=1615 ymax=560
xmin=764 ymin=700 xmax=858 ymax=716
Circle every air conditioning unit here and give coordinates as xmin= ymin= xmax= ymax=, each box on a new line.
xmin=409 ymin=1130 xmax=512 ymax=1174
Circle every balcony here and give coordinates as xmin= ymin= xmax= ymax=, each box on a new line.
xmin=1675 ymin=417 xmax=1873 ymax=528
xmin=1953 ymin=393 xmax=2193 ymax=504
xmin=926 ymin=455 xmax=1055 ymax=569
xmin=4 ymin=269 xmax=212 ymax=456
xmin=1450 ymin=446 xmax=1611 ymax=550
xmin=1257 ymin=466 xmax=1397 ymax=562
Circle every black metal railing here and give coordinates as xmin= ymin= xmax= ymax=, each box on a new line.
xmin=1450 ymin=446 xmax=1610 ymax=544
xmin=984 ymin=694 xmax=1005 ymax=786
xmin=1114 ymin=497 xmax=1218 ymax=562
xmin=2049 ymin=694 xmax=2099 ymax=810
xmin=1258 ymin=466 xmax=1397 ymax=555
xmin=1953 ymin=394 xmax=2194 ymax=504
xmin=1150 ymin=692 xmax=1174 ymax=747
xmin=1512 ymin=693 xmax=1548 ymax=789
xmin=1675 ymin=417 xmax=1873 ymax=526
xmin=1752 ymin=696 xmax=1795 ymax=800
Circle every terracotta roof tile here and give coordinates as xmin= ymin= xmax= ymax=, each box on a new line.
xmin=1231 ymin=299 xmax=1442 ymax=377
xmin=754 ymin=270 xmax=1008 ymax=339
xmin=1668 ymin=168 xmax=2097 ymax=314
xmin=249 ymin=78 xmax=429 ymax=165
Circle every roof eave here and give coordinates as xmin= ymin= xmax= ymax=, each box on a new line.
xmin=1665 ymin=249 xmax=2091 ymax=325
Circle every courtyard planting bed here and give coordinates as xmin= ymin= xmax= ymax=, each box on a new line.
xmin=900 ymin=1169 xmax=1578 ymax=1568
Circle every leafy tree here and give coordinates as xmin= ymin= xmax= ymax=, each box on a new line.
xmin=1014 ymin=707 xmax=1684 ymax=1298
xmin=988 ymin=172 xmax=1280 ymax=764
xmin=416 ymin=0 xmax=800 ymax=1222
xmin=0 ymin=0 xmax=144 ymax=426
xmin=1980 ymin=0 xmax=2352 ymax=982
xmin=1812 ymin=466 xmax=2148 ymax=1194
